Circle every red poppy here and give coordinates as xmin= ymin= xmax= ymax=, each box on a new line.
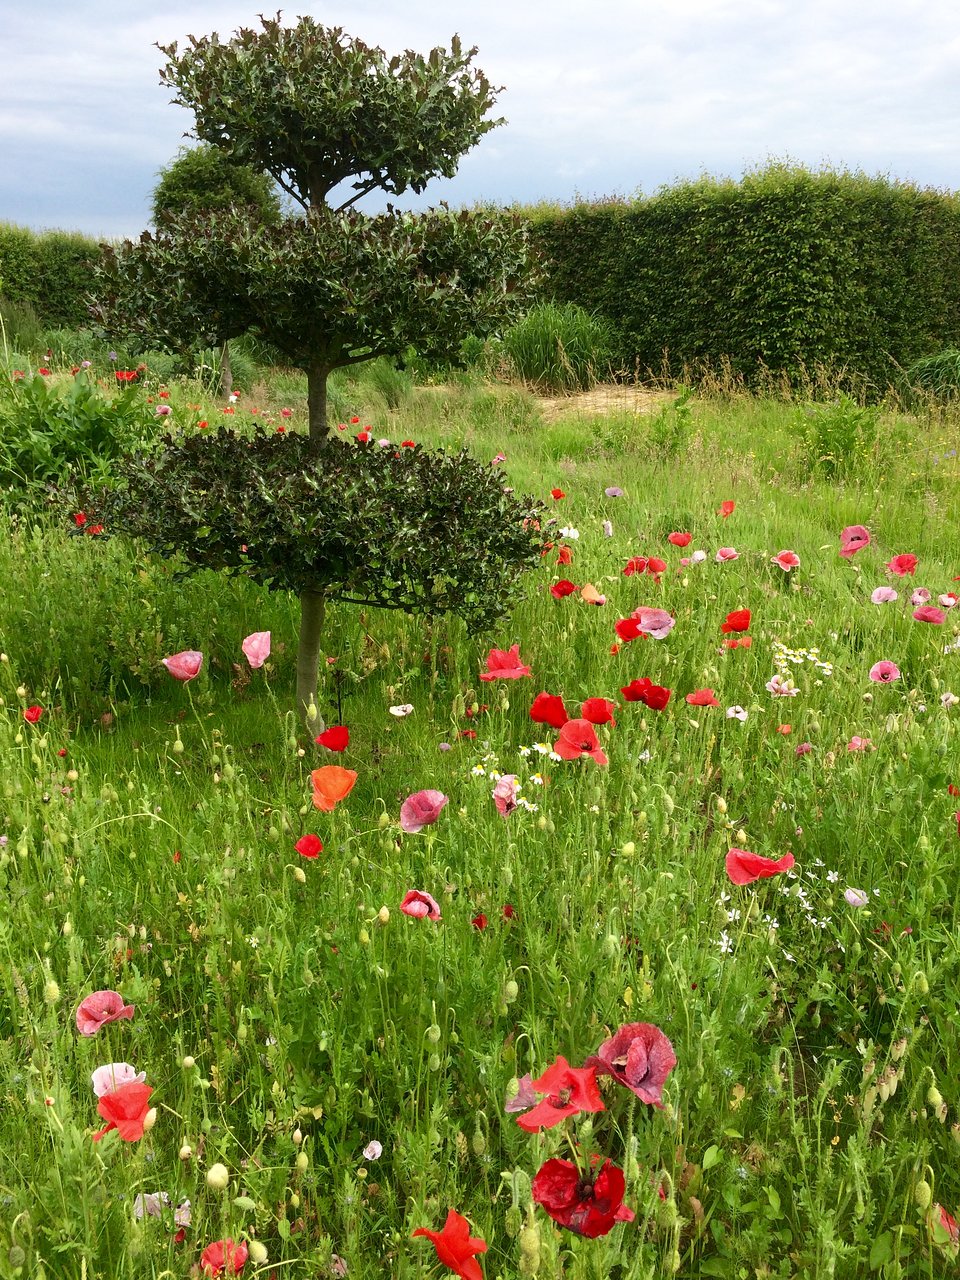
xmin=87 ymin=524 xmax=104 ymax=536
xmin=532 ymin=1157 xmax=635 ymax=1238
xmin=23 ymin=705 xmax=44 ymax=724
xmin=646 ymin=556 xmax=667 ymax=577
xmin=614 ymin=616 xmax=645 ymax=642
xmin=529 ymin=692 xmax=569 ymax=730
xmin=551 ymin=488 xmax=565 ymax=499
xmin=550 ymin=579 xmax=578 ymax=599
xmin=315 ymin=725 xmax=349 ymax=751
xmin=294 ymin=834 xmax=323 ymax=859
xmin=889 ymin=554 xmax=923 ymax=581
xmin=720 ymin=608 xmax=751 ymax=633
xmin=719 ymin=500 xmax=735 ymax=518
xmin=580 ymin=697 xmax=616 ymax=725
xmin=723 ymin=636 xmax=752 ymax=649
xmin=356 ymin=430 xmax=371 ymax=443
xmin=502 ymin=903 xmax=516 ymax=920
xmin=554 ymin=718 xmax=608 ymax=765
xmin=622 ymin=556 xmax=647 ymax=576
xmin=515 ymin=1056 xmax=605 ymax=1132
xmin=91 ymin=1080 xmax=153 ymax=1143
xmin=949 ymin=784 xmax=960 ymax=798
xmin=200 ymin=1238 xmax=248 ymax=1277
xmin=115 ymin=370 xmax=138 ymax=382
xmin=413 ymin=1210 xmax=487 ymax=1280
xmin=72 ymin=511 xmax=88 ymax=527
xmin=914 ymin=605 xmax=946 ymax=624
xmin=401 ymin=439 xmax=416 ymax=447
xmin=471 ymin=913 xmax=488 ymax=931
xmin=479 ymin=644 xmax=531 ymax=681
xmin=586 ymin=1021 xmax=677 ymax=1107
xmin=685 ymin=688 xmax=719 ymax=706
xmin=668 ymin=531 xmax=692 ymax=547
xmin=557 ymin=546 xmax=573 ymax=566
xmin=725 ymin=848 xmax=795 ymax=885
xmin=619 ymin=678 xmax=670 ymax=710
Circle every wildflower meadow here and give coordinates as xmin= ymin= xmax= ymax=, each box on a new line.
xmin=2 ymin=363 xmax=960 ymax=1280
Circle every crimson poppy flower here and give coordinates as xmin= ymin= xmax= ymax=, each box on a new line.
xmin=619 ymin=678 xmax=671 ymax=710
xmin=515 ymin=1056 xmax=605 ymax=1132
xmin=200 ymin=1238 xmax=248 ymax=1277
xmin=356 ymin=430 xmax=371 ymax=443
xmin=580 ymin=697 xmax=616 ymax=725
xmin=914 ymin=605 xmax=946 ymax=624
xmin=76 ymin=990 xmax=135 ymax=1036
xmin=87 ymin=524 xmax=104 ymax=536
xmin=719 ymin=500 xmax=735 ymax=518
xmin=471 ymin=913 xmax=488 ymax=931
xmin=316 ymin=725 xmax=350 ymax=751
xmin=550 ymin=579 xmax=578 ymax=599
xmin=551 ymin=488 xmax=565 ymax=499
xmin=91 ymin=1080 xmax=153 ymax=1143
xmin=400 ymin=889 xmax=441 ymax=920
xmin=502 ymin=903 xmax=516 ymax=919
xmin=615 ymin=616 xmax=645 ymax=642
xmin=23 ymin=705 xmax=43 ymax=724
xmin=554 ymin=718 xmax=608 ymax=765
xmin=479 ymin=644 xmax=531 ymax=681
xmin=115 ymin=370 xmax=138 ymax=382
xmin=73 ymin=511 xmax=88 ymax=527
xmin=401 ymin=439 xmax=415 ymax=447
xmin=720 ymin=608 xmax=751 ymax=633
xmin=685 ymin=688 xmax=719 ymax=706
xmin=723 ymin=635 xmax=752 ymax=649
xmin=294 ymin=834 xmax=323 ymax=859
xmin=887 ymin=553 xmax=918 ymax=576
xmin=532 ymin=1157 xmax=635 ymax=1238
xmin=668 ymin=531 xmax=692 ymax=547
xmin=586 ymin=1022 xmax=677 ymax=1107
xmin=725 ymin=848 xmax=795 ymax=885
xmin=839 ymin=524 xmax=870 ymax=557
xmin=400 ymin=789 xmax=449 ymax=833
xmin=412 ymin=1209 xmax=487 ymax=1280
xmin=622 ymin=556 xmax=647 ymax=577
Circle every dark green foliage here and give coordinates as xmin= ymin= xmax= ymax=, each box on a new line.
xmin=530 ymin=166 xmax=960 ymax=390
xmin=159 ymin=16 xmax=502 ymax=210
xmin=0 ymin=224 xmax=99 ymax=329
xmin=83 ymin=429 xmax=545 ymax=627
xmin=152 ymin=144 xmax=283 ymax=223
xmin=0 ymin=372 xmax=159 ymax=500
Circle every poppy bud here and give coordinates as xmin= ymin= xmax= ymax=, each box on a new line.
xmin=292 ymin=1128 xmax=303 ymax=1146
xmin=715 ymin=797 xmax=728 ymax=814
xmin=237 ymin=1023 xmax=248 ymax=1041
xmin=378 ymin=811 xmax=390 ymax=829
xmin=359 ymin=928 xmax=370 ymax=946
xmin=915 ymin=971 xmax=930 ymax=994
xmin=471 ymin=1126 xmax=486 ymax=1156
xmin=182 ymin=1055 xmax=195 ymax=1069
xmin=915 ymin=1180 xmax=933 ymax=1210
xmin=306 ymin=702 xmax=319 ymax=723
xmin=206 ymin=1163 xmax=230 ymax=1190
xmin=296 ymin=1152 xmax=309 ymax=1172
xmin=62 ymin=919 xmax=72 ymax=936
xmin=248 ymin=1242 xmax=268 ymax=1265
xmin=519 ymin=1212 xmax=541 ymax=1276
xmin=536 ymin=814 xmax=548 ymax=830
xmin=621 ymin=840 xmax=636 ymax=856
xmin=736 ymin=828 xmax=748 ymax=842
xmin=425 ymin=1024 xmax=441 ymax=1044
xmin=293 ymin=866 xmax=307 ymax=884
xmin=663 ymin=793 xmax=675 ymax=815
xmin=603 ymin=934 xmax=620 ymax=957
xmin=44 ymin=979 xmax=60 ymax=1004
xmin=928 ymin=1084 xmax=944 ymax=1108
xmin=505 ymin=1204 xmax=522 ymax=1239
xmin=502 ymin=979 xmax=519 ymax=1003
xmin=142 ymin=1107 xmax=158 ymax=1132
xmin=179 ymin=1144 xmax=192 ymax=1160
xmin=378 ymin=906 xmax=390 ymax=925
xmin=428 ymin=1053 xmax=441 ymax=1071
xmin=290 ymin=1193 xmax=300 ymax=1208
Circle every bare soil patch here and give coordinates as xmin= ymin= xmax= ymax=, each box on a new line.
xmin=533 ymin=383 xmax=674 ymax=421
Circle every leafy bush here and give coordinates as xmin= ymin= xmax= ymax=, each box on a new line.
xmin=502 ymin=301 xmax=614 ymax=392
xmin=0 ymin=372 xmax=160 ymax=501
xmin=795 ymin=394 xmax=884 ymax=478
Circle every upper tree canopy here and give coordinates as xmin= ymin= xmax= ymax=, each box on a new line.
xmin=158 ymin=16 xmax=503 ymax=211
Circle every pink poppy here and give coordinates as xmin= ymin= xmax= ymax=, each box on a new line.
xmin=871 ymin=586 xmax=898 ymax=604
xmin=715 ymin=547 xmax=739 ymax=562
xmin=634 ymin=607 xmax=675 ymax=640
xmin=939 ymin=593 xmax=959 ymax=609
xmin=162 ymin=650 xmax=203 ymax=682
xmin=772 ymin=549 xmax=800 ymax=571
xmin=554 ymin=718 xmax=609 ymax=765
xmin=586 ymin=1022 xmax=677 ymax=1107
xmin=492 ymin=774 xmax=519 ymax=817
xmin=914 ymin=606 xmax=946 ymax=625
xmin=840 ymin=524 xmax=870 ymax=557
xmin=868 ymin=660 xmax=900 ymax=683
xmin=847 ymin=735 xmax=874 ymax=752
xmin=241 ymin=631 xmax=270 ymax=668
xmin=400 ymin=889 xmax=442 ymax=920
xmin=91 ymin=1063 xmax=145 ymax=1097
xmin=725 ymin=848 xmax=796 ymax=885
xmin=886 ymin=553 xmax=918 ymax=577
xmin=910 ymin=588 xmax=931 ymax=606
xmin=795 ymin=741 xmax=814 ymax=756
xmin=400 ymin=789 xmax=449 ymax=833
xmin=76 ymin=990 xmax=136 ymax=1037
xmin=479 ymin=644 xmax=531 ymax=681
xmin=685 ymin=688 xmax=719 ymax=706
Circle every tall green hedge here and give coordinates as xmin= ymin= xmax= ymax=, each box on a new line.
xmin=0 ymin=224 xmax=101 ymax=328
xmin=527 ymin=166 xmax=960 ymax=390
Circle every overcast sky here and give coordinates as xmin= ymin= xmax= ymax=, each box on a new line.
xmin=3 ymin=0 xmax=960 ymax=238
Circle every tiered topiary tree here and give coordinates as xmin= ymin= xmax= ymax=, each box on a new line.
xmin=90 ymin=16 xmax=541 ymax=724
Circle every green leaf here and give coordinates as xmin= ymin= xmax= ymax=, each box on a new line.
xmin=702 ymin=1144 xmax=723 ymax=1171
xmin=869 ymin=1231 xmax=893 ymax=1269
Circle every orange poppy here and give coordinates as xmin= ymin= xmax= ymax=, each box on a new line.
xmin=311 ymin=766 xmax=358 ymax=812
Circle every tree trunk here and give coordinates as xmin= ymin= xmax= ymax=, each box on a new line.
xmin=306 ymin=363 xmax=330 ymax=442
xmin=220 ymin=340 xmax=233 ymax=399
xmin=296 ymin=589 xmax=326 ymax=731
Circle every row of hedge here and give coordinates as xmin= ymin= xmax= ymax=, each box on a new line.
xmin=527 ymin=165 xmax=960 ymax=389
xmin=0 ymin=224 xmax=102 ymax=329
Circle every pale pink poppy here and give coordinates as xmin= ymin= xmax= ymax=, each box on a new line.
xmin=241 ymin=631 xmax=271 ymax=668
xmin=492 ymin=775 xmax=520 ymax=817
xmin=772 ymin=550 xmax=800 ymax=571
xmin=839 ymin=525 xmax=870 ymax=557
xmin=633 ymin=606 xmax=676 ymax=640
xmin=847 ymin=735 xmax=874 ymax=752
xmin=76 ymin=990 xmax=136 ymax=1036
xmin=910 ymin=588 xmax=930 ymax=606
xmin=914 ymin=606 xmax=946 ymax=625
xmin=869 ymin=660 xmax=900 ymax=683
xmin=399 ymin=790 xmax=449 ymax=834
xmin=161 ymin=650 xmax=203 ymax=682
xmin=91 ymin=1063 xmax=146 ymax=1097
xmin=400 ymin=889 xmax=442 ymax=920
xmin=715 ymin=547 xmax=739 ymax=562
xmin=871 ymin=586 xmax=898 ymax=604
xmin=690 ymin=549 xmax=707 ymax=563
xmin=938 ymin=593 xmax=959 ymax=609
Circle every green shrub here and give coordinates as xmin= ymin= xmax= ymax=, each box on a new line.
xmin=0 ymin=372 xmax=160 ymax=502
xmin=795 ymin=394 xmax=884 ymax=478
xmin=502 ymin=301 xmax=614 ymax=392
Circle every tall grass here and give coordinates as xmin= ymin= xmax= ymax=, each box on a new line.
xmin=502 ymin=302 xmax=614 ymax=393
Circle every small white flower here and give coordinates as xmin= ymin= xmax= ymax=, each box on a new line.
xmin=363 ymin=1140 xmax=383 ymax=1161
xmin=518 ymin=745 xmax=532 ymax=756
xmin=826 ymin=870 xmax=839 ymax=883
xmin=558 ymin=526 xmax=580 ymax=540
xmin=717 ymin=931 xmax=734 ymax=955
xmin=470 ymin=765 xmax=487 ymax=777
xmin=691 ymin=549 xmax=707 ymax=563
xmin=725 ymin=908 xmax=742 ymax=923
xmin=389 ymin=703 xmax=414 ymax=717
